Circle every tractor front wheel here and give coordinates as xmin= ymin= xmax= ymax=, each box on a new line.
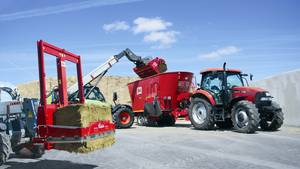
xmin=113 ymin=107 xmax=135 ymax=129
xmin=260 ymin=102 xmax=284 ymax=131
xmin=189 ymin=97 xmax=214 ymax=130
xmin=231 ymin=100 xmax=260 ymax=133
xmin=0 ymin=132 xmax=11 ymax=166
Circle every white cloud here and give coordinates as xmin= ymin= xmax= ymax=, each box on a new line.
xmin=101 ymin=16 xmax=178 ymax=49
xmin=0 ymin=0 xmax=142 ymax=21
xmin=199 ymin=46 xmax=241 ymax=60
xmin=132 ymin=17 xmax=172 ymax=34
xmin=144 ymin=31 xmax=179 ymax=49
xmin=103 ymin=21 xmax=130 ymax=32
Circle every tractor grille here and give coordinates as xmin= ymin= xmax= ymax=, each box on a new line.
xmin=255 ymin=92 xmax=272 ymax=107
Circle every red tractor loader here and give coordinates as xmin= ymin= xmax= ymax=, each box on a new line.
xmin=189 ymin=63 xmax=284 ymax=133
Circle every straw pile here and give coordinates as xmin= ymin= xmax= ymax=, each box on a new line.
xmin=53 ymin=101 xmax=115 ymax=153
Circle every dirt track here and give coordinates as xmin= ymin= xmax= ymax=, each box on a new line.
xmin=2 ymin=121 xmax=300 ymax=169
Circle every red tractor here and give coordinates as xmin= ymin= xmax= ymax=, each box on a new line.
xmin=189 ymin=63 xmax=284 ymax=133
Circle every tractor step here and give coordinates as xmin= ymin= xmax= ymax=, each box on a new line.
xmin=213 ymin=108 xmax=225 ymax=122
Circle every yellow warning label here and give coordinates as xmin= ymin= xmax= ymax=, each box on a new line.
xmin=28 ymin=111 xmax=33 ymax=118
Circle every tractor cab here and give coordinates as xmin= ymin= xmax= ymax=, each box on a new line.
xmin=68 ymin=84 xmax=106 ymax=103
xmin=200 ymin=68 xmax=245 ymax=105
xmin=47 ymin=84 xmax=106 ymax=104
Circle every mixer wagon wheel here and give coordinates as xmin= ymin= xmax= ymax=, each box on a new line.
xmin=113 ymin=107 xmax=135 ymax=128
xmin=165 ymin=116 xmax=176 ymax=126
xmin=157 ymin=115 xmax=176 ymax=126
xmin=0 ymin=132 xmax=11 ymax=166
xmin=137 ymin=113 xmax=148 ymax=126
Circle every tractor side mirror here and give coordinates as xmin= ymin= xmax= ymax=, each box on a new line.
xmin=250 ymin=74 xmax=253 ymax=81
xmin=113 ymin=92 xmax=118 ymax=102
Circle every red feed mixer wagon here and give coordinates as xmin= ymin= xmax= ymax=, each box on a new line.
xmin=128 ymin=57 xmax=193 ymax=126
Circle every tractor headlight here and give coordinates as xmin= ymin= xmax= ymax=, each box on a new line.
xmin=265 ymin=92 xmax=271 ymax=97
xmin=260 ymin=92 xmax=272 ymax=101
xmin=260 ymin=97 xmax=272 ymax=101
xmin=255 ymin=92 xmax=272 ymax=107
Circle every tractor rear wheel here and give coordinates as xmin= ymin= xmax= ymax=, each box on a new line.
xmin=113 ymin=107 xmax=135 ymax=128
xmin=216 ymin=119 xmax=233 ymax=129
xmin=189 ymin=97 xmax=214 ymax=130
xmin=231 ymin=100 xmax=260 ymax=133
xmin=0 ymin=132 xmax=11 ymax=166
xmin=260 ymin=102 xmax=284 ymax=131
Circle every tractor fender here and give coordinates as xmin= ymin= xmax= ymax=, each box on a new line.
xmin=230 ymin=96 xmax=248 ymax=108
xmin=112 ymin=104 xmax=132 ymax=114
xmin=191 ymin=89 xmax=216 ymax=106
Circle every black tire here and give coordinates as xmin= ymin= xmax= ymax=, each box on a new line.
xmin=157 ymin=115 xmax=176 ymax=126
xmin=0 ymin=132 xmax=11 ymax=166
xmin=113 ymin=107 xmax=135 ymax=129
xmin=32 ymin=144 xmax=45 ymax=159
xmin=137 ymin=113 xmax=146 ymax=126
xmin=144 ymin=118 xmax=157 ymax=127
xmin=188 ymin=97 xmax=214 ymax=130
xmin=13 ymin=143 xmax=44 ymax=159
xmin=260 ymin=102 xmax=284 ymax=131
xmin=165 ymin=116 xmax=176 ymax=126
xmin=231 ymin=100 xmax=260 ymax=133
xmin=216 ymin=119 xmax=233 ymax=129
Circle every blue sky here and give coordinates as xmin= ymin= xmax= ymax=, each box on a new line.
xmin=0 ymin=0 xmax=299 ymax=84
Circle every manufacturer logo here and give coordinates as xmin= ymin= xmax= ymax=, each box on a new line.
xmin=137 ymin=86 xmax=142 ymax=95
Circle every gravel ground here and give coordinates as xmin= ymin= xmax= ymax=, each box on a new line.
xmin=2 ymin=121 xmax=300 ymax=169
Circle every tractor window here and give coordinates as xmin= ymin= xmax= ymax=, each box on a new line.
xmin=68 ymin=86 xmax=106 ymax=102
xmin=85 ymin=87 xmax=106 ymax=102
xmin=201 ymin=72 xmax=222 ymax=93
xmin=227 ymin=74 xmax=244 ymax=88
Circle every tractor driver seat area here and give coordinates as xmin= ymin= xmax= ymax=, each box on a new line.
xmin=203 ymin=74 xmax=223 ymax=94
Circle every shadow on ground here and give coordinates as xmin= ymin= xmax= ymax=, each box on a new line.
xmin=139 ymin=123 xmax=192 ymax=128
xmin=173 ymin=123 xmax=191 ymax=128
xmin=4 ymin=160 xmax=98 ymax=169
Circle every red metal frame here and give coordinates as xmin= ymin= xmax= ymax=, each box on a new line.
xmin=34 ymin=40 xmax=115 ymax=149
xmin=37 ymin=40 xmax=84 ymax=106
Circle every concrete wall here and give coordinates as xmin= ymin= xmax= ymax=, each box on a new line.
xmin=252 ymin=70 xmax=300 ymax=126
